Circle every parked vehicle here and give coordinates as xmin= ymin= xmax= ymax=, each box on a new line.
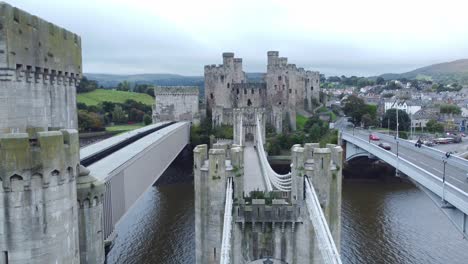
xmin=369 ymin=134 xmax=380 ymax=141
xmin=424 ymin=140 xmax=435 ymax=147
xmin=434 ymin=137 xmax=454 ymax=144
xmin=378 ymin=142 xmax=391 ymax=150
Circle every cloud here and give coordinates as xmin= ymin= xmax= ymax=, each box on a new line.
xmin=6 ymin=0 xmax=468 ymax=76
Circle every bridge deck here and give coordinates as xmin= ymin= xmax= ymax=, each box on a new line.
xmin=243 ymin=143 xmax=266 ymax=193
xmin=80 ymin=121 xmax=170 ymax=161
xmin=354 ymin=130 xmax=468 ymax=193
xmin=86 ymin=122 xmax=190 ymax=240
xmin=343 ymin=129 xmax=468 ymax=237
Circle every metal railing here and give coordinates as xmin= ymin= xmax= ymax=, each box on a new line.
xmin=305 ymin=178 xmax=342 ymax=264
xmin=220 ymin=178 xmax=233 ymax=264
xmin=342 ymin=131 xmax=468 ymax=215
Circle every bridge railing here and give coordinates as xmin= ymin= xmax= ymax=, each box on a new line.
xmin=220 ymin=178 xmax=233 ymax=264
xmin=305 ymin=178 xmax=342 ymax=264
xmin=342 ymin=131 xmax=468 ymax=216
xmin=353 ymin=128 xmax=468 ymax=171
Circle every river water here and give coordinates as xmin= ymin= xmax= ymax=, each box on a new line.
xmin=106 ymin=157 xmax=468 ymax=264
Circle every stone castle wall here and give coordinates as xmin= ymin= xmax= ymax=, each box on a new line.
xmin=0 ymin=2 xmax=82 ymax=132
xmin=0 ymin=129 xmax=81 ymax=263
xmin=152 ymin=86 xmax=200 ymax=124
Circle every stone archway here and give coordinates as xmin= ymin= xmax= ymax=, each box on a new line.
xmin=248 ymin=258 xmax=288 ymax=264
xmin=245 ymin=132 xmax=254 ymax=142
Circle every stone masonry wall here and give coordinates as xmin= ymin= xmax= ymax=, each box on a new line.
xmin=0 ymin=2 xmax=81 ymax=133
xmin=0 ymin=129 xmax=81 ymax=264
xmin=153 ymin=86 xmax=200 ymax=124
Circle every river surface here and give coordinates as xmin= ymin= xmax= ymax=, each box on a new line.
xmin=106 ymin=157 xmax=468 ymax=264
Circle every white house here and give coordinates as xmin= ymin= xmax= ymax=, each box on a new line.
xmin=384 ymin=100 xmax=422 ymax=115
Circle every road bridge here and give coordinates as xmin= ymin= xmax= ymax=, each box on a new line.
xmin=341 ymin=129 xmax=468 ymax=237
xmin=80 ymin=122 xmax=190 ymax=240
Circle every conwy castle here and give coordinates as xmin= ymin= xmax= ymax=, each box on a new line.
xmin=205 ymin=52 xmax=321 ymax=132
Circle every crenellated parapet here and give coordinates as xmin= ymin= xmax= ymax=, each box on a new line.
xmin=0 ymin=128 xmax=81 ymax=263
xmin=0 ymin=2 xmax=82 ymax=77
xmin=0 ymin=3 xmax=80 ymax=132
xmin=0 ymin=128 xmax=80 ymax=191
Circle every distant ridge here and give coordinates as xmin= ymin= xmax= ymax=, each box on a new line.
xmin=84 ymin=72 xmax=266 ymax=88
xmin=379 ymin=59 xmax=468 ymax=84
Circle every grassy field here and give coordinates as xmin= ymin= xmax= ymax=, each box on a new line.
xmin=296 ymin=114 xmax=308 ymax=130
xmin=77 ymin=89 xmax=154 ymax=106
xmin=106 ymin=123 xmax=145 ymax=133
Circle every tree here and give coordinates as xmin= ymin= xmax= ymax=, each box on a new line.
xmin=143 ymin=114 xmax=152 ymax=125
xmin=440 ymin=104 xmax=461 ymax=115
xmin=343 ymin=95 xmax=364 ymax=125
xmin=146 ymin=87 xmax=155 ymax=97
xmin=327 ymin=76 xmax=341 ymax=83
xmin=77 ymin=77 xmax=98 ymax=93
xmin=128 ymin=108 xmax=145 ymax=122
xmin=357 ymin=78 xmax=371 ymax=88
xmin=426 ymin=119 xmax=444 ymax=133
xmin=376 ymin=76 xmax=385 ymax=85
xmin=361 ymin=114 xmax=373 ymax=128
xmin=78 ymin=110 xmax=104 ymax=132
xmin=112 ymin=105 xmax=127 ymax=124
xmin=117 ymin=81 xmax=131 ymax=91
xmin=382 ymin=109 xmax=410 ymax=131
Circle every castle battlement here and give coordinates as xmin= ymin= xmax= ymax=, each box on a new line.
xmin=0 ymin=128 xmax=80 ymax=191
xmin=0 ymin=2 xmax=82 ymax=75
xmin=0 ymin=3 xmax=80 ymax=132
xmin=234 ymin=201 xmax=303 ymax=227
xmin=154 ymin=86 xmax=199 ymax=95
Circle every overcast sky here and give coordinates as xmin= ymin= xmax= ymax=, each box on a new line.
xmin=7 ymin=0 xmax=468 ymax=76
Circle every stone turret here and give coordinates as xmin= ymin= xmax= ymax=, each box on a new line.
xmin=0 ymin=129 xmax=81 ymax=263
xmin=76 ymin=165 xmax=105 ymax=264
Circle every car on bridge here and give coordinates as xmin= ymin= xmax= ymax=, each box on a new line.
xmin=369 ymin=134 xmax=380 ymax=141
xmin=378 ymin=142 xmax=391 ymax=150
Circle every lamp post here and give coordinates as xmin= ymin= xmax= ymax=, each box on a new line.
xmin=442 ymin=158 xmax=447 ymax=204
xmin=396 ymin=104 xmax=399 ymax=140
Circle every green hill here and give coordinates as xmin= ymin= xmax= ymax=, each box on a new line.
xmin=380 ymin=59 xmax=468 ymax=84
xmin=77 ymin=89 xmax=154 ymax=106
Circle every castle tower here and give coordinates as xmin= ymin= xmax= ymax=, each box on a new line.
xmin=194 ymin=145 xmax=232 ymax=263
xmin=204 ymin=52 xmax=246 ymax=114
xmin=0 ymin=4 xmax=104 ymax=263
xmin=0 ymin=3 xmax=82 ymax=133
xmin=265 ymin=51 xmax=297 ymax=133
xmin=0 ymin=129 xmax=81 ymax=263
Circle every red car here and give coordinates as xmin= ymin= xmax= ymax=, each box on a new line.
xmin=369 ymin=134 xmax=380 ymax=141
